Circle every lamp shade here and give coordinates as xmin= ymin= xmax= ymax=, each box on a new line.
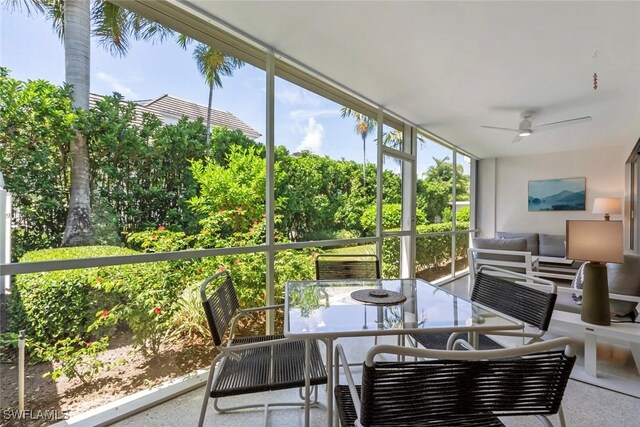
xmin=592 ymin=197 xmax=622 ymax=215
xmin=566 ymin=220 xmax=623 ymax=263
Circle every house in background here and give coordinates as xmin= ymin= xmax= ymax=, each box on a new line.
xmin=89 ymin=93 xmax=261 ymax=139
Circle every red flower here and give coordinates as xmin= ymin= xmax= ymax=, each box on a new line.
xmin=218 ymin=210 xmax=224 ymax=215
xmin=274 ymin=233 xmax=280 ymax=239
xmin=157 ymin=225 xmax=165 ymax=231
xmin=249 ymin=227 xmax=254 ymax=233
xmin=100 ymin=310 xmax=109 ymax=318
xmin=218 ymin=266 xmax=226 ymax=272
xmin=96 ymin=277 xmax=104 ymax=283
xmin=154 ymin=306 xmax=162 ymax=315
xmin=86 ymin=341 xmax=94 ymax=347
xmin=253 ymin=221 xmax=259 ymax=226
xmin=236 ymin=207 xmax=243 ymax=212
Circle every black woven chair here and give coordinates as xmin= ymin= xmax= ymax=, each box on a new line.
xmin=334 ymin=337 xmax=576 ymax=427
xmin=315 ymin=254 xmax=380 ymax=280
xmin=198 ymin=271 xmax=327 ymax=426
xmin=411 ymin=265 xmax=557 ymax=351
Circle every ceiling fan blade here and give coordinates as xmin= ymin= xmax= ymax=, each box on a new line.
xmin=481 ymin=125 xmax=519 ymax=132
xmin=511 ymin=134 xmax=524 ymax=144
xmin=532 ymin=116 xmax=592 ymax=132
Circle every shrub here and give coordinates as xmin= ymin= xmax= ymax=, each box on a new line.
xmin=9 ymin=246 xmax=138 ymax=345
xmin=382 ymin=221 xmax=470 ymax=277
xmin=10 ymin=245 xmax=190 ymax=372
xmin=361 ymin=204 xmax=427 ymax=233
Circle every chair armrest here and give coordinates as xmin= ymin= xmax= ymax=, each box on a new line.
xmin=225 ymin=336 xmax=295 ymax=351
xmin=334 ymin=344 xmax=362 ymax=420
xmin=228 ymin=304 xmax=285 ymax=340
xmin=451 ymin=338 xmax=476 ymax=350
xmin=239 ymin=304 xmax=285 ymax=314
xmin=367 ymin=337 xmax=576 ymax=362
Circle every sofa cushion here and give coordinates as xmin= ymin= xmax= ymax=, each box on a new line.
xmin=539 ymin=234 xmax=566 ymax=257
xmin=608 ymin=254 xmax=640 ymax=315
xmin=496 ymin=232 xmax=539 ymax=255
xmin=570 ymin=254 xmax=640 ymax=316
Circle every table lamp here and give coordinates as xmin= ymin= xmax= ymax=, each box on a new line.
xmin=593 ymin=197 xmax=621 ymax=221
xmin=566 ymin=220 xmax=623 ymax=326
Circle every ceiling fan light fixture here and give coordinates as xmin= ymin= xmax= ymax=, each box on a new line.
xmin=518 ymin=130 xmax=532 ymax=137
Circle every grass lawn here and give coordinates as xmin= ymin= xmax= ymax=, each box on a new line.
xmin=326 ymin=244 xmax=376 ymax=255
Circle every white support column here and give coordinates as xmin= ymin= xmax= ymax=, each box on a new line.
xmin=400 ymin=125 xmax=416 ymax=278
xmin=265 ymin=52 xmax=276 ymax=335
xmin=451 ymin=150 xmax=457 ymax=277
xmin=470 ymin=158 xmax=477 ymax=232
xmin=0 ymin=184 xmax=10 ymax=294
xmin=376 ymin=109 xmax=384 ymax=264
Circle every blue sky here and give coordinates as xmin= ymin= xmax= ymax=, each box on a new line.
xmin=0 ymin=6 xmax=465 ymax=176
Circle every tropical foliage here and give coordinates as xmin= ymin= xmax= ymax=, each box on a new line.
xmin=2 ymin=70 xmax=471 ymax=382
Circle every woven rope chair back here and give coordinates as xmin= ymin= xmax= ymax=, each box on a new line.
xmin=472 ymin=271 xmax=557 ymax=331
xmin=315 ymin=254 xmax=380 ymax=280
xmin=359 ymin=350 xmax=575 ymax=426
xmin=200 ymin=270 xmax=240 ymax=347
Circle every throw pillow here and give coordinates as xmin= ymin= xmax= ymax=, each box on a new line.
xmin=539 ymin=234 xmax=566 ymax=258
xmin=496 ymin=232 xmax=539 ymax=255
xmin=571 ymin=263 xmax=585 ymax=305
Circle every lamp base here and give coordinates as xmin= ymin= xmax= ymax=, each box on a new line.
xmin=581 ymin=262 xmax=610 ymax=326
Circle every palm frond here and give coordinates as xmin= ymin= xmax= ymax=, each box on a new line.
xmin=46 ymin=0 xmax=64 ymax=40
xmin=192 ymin=43 xmax=244 ymax=89
xmin=176 ymin=33 xmax=193 ymax=49
xmin=130 ymin=14 xmax=174 ymax=44
xmin=91 ymin=0 xmax=130 ymax=56
xmin=2 ymin=0 xmax=45 ymax=14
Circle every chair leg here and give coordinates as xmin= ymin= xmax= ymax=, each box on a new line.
xmin=558 ymin=404 xmax=567 ymax=427
xmin=198 ymin=355 xmax=220 ymax=427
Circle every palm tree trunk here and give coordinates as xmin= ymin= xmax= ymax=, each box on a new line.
xmin=205 ymin=80 xmax=213 ymax=154
xmin=362 ymin=135 xmax=366 ymax=187
xmin=62 ymin=0 xmax=93 ymax=246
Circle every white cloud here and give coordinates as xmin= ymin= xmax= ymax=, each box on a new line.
xmin=275 ymin=84 xmax=321 ymax=107
xmin=289 ymin=108 xmax=338 ymax=121
xmin=96 ymin=72 xmax=138 ymax=99
xmin=295 ymin=117 xmax=324 ymax=154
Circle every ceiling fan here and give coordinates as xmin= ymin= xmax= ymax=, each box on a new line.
xmin=481 ymin=113 xmax=592 ymax=143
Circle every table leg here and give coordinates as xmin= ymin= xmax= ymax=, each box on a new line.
xmin=305 ymin=338 xmax=310 ymax=427
xmin=629 ymin=342 xmax=640 ymax=375
xmin=325 ymin=338 xmax=334 ymax=427
xmin=584 ymin=331 xmax=598 ymax=377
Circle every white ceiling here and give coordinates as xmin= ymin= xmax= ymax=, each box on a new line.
xmin=182 ymin=1 xmax=640 ymax=159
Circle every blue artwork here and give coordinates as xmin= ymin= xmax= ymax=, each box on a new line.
xmin=528 ymin=178 xmax=586 ymax=211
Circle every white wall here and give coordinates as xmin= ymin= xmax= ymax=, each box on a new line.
xmin=477 ymin=158 xmax=496 ymax=237
xmin=479 ymin=145 xmax=627 ymax=236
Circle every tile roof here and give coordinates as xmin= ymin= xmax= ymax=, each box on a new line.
xmin=88 ymin=93 xmax=261 ymax=140
xmin=139 ymin=94 xmax=261 ymax=139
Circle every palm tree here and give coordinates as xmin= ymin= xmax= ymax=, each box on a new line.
xmin=61 ymin=0 xmax=92 ymax=246
xmin=3 ymin=0 xmax=172 ymax=246
xmin=178 ymin=36 xmax=244 ymax=152
xmin=340 ymin=107 xmax=375 ymax=186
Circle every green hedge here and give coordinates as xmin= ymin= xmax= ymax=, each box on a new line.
xmin=9 ymin=246 xmax=139 ymax=344
xmin=382 ymin=221 xmax=470 ymax=277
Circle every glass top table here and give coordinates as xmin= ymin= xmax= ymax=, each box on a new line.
xmin=285 ymin=278 xmax=521 ymax=337
xmin=284 ymin=278 xmax=523 ymax=427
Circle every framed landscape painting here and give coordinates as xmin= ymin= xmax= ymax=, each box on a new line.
xmin=528 ymin=178 xmax=586 ymax=211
